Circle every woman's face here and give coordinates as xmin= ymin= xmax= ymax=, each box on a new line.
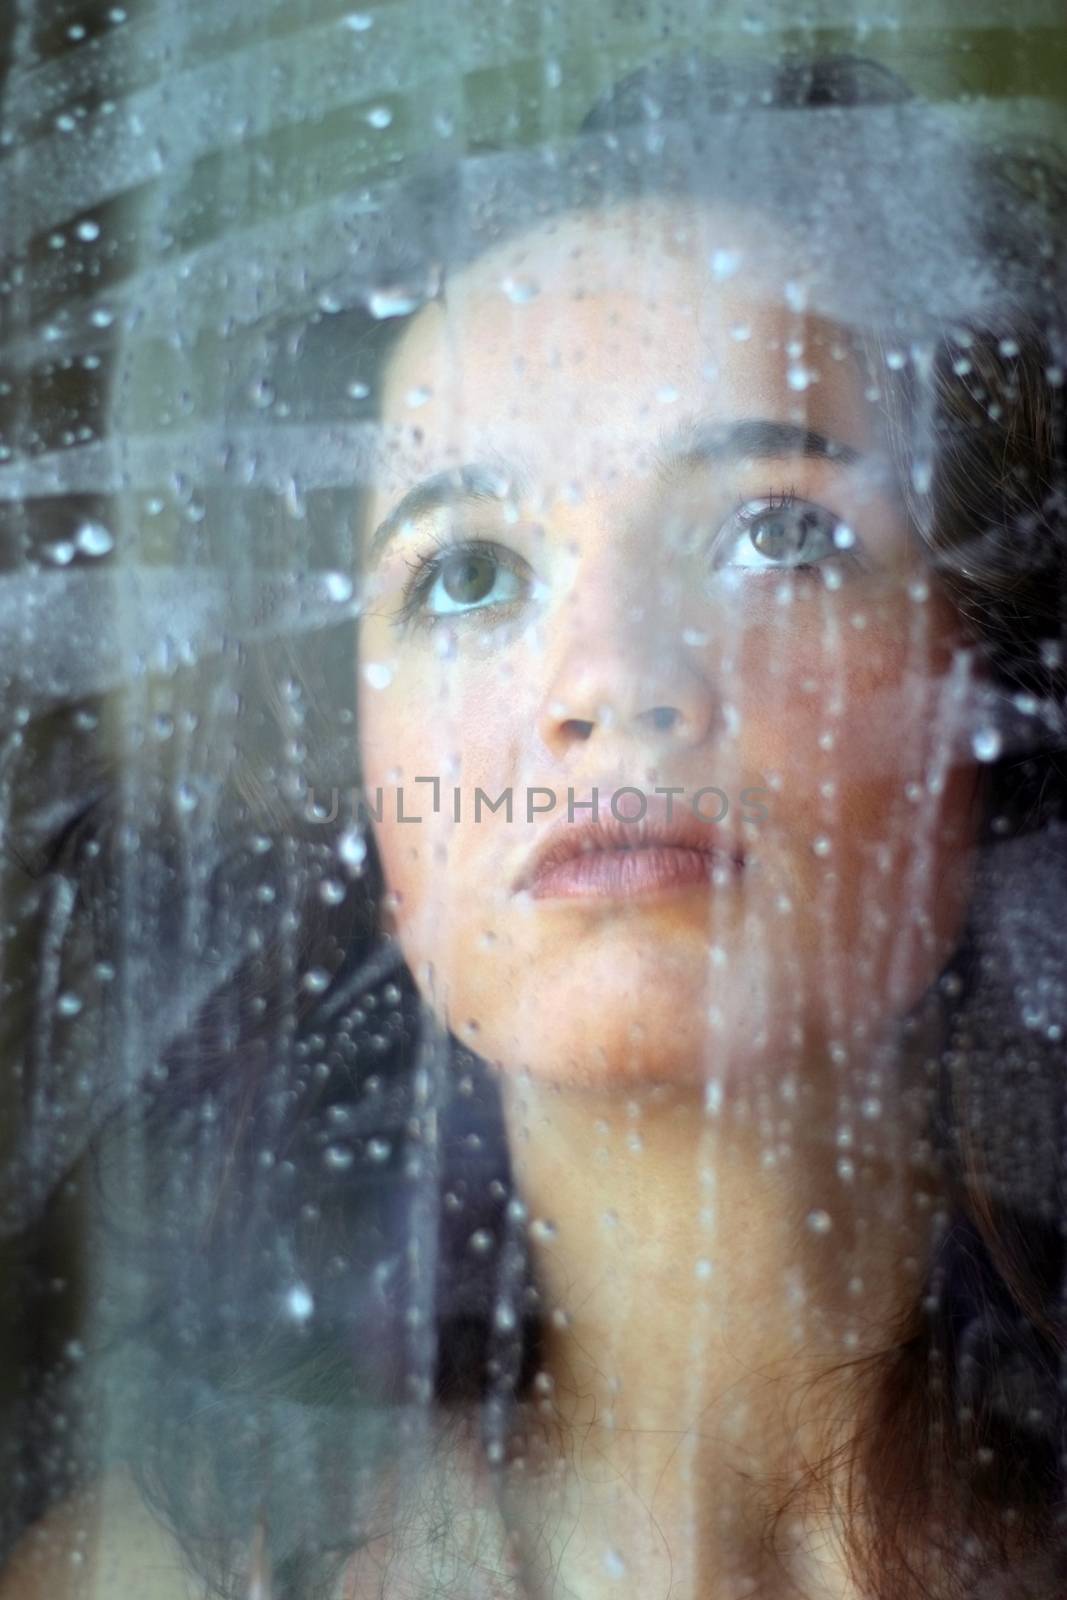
xmin=357 ymin=199 xmax=983 ymax=1093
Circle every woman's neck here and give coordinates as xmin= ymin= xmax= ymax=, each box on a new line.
xmin=491 ymin=1050 xmax=946 ymax=1596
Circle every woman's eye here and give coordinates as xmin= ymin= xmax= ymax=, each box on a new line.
xmin=399 ymin=539 xmax=530 ymax=626
xmin=716 ymin=496 xmax=858 ymax=576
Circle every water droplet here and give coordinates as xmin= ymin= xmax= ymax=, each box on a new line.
xmin=730 ymin=322 xmax=752 ymax=342
xmin=339 ymin=829 xmax=368 ymax=873
xmin=57 ymin=993 xmax=83 ymax=1017
xmin=468 ymin=1229 xmax=493 ymax=1254
xmin=501 ymin=275 xmax=540 ymax=305
xmin=343 ymin=11 xmax=374 ymax=28
xmin=911 ymin=460 xmax=933 ymax=495
xmin=286 ymin=1285 xmax=314 ymax=1320
xmin=75 ymin=519 xmax=113 ymax=556
xmin=362 ymin=661 xmax=393 ymax=690
xmin=319 ymin=878 xmax=346 ymax=905
xmin=366 ymin=105 xmax=393 ymax=129
xmin=807 ymin=1209 xmax=833 ymax=1234
xmin=405 ymin=385 xmax=431 ymax=408
xmin=368 ymin=286 xmax=421 ymax=319
xmin=972 ymin=727 xmax=1002 ymax=762
xmin=302 ymin=968 xmax=330 ymax=994
xmin=366 ymin=1138 xmax=392 ymax=1163
xmin=346 ymin=379 xmax=370 ymax=399
xmin=89 ymin=306 xmax=115 ymax=328
xmin=695 ymin=1257 xmax=714 ymax=1280
xmin=656 ymin=384 xmax=679 ymax=404
xmin=787 ymin=364 xmax=815 ymax=392
xmin=75 ymin=219 xmax=100 ymax=241
xmin=785 ymin=279 xmax=808 ymax=312
xmin=602 ymin=1548 xmax=627 ymax=1579
xmin=324 ymin=571 xmax=353 ymax=602
xmin=530 ymin=1217 xmax=558 ymax=1241
xmin=43 ymin=540 xmax=76 ymax=565
xmin=812 ymin=835 xmax=831 ymax=858
xmin=832 ymin=522 xmax=855 ymax=550
xmin=710 ymin=248 xmax=742 ymax=280
xmin=249 ymin=378 xmax=275 ymax=409
xmin=324 ymin=1145 xmax=354 ymax=1171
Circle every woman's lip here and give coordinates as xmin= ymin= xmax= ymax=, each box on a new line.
xmin=523 ymin=844 xmax=743 ymax=901
xmin=513 ymin=793 xmax=746 ymax=897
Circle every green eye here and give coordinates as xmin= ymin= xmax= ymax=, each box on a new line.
xmin=717 ymin=495 xmax=859 ymax=576
xmin=437 ymin=550 xmax=502 ymax=608
xmin=398 ymin=537 xmax=531 ymax=628
xmin=748 ymin=505 xmax=823 ymax=562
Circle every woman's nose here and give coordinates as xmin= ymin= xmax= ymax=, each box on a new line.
xmin=537 ymin=619 xmax=723 ymax=760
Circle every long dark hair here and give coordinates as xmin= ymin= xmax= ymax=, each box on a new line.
xmin=13 ymin=50 xmax=1067 ymax=1600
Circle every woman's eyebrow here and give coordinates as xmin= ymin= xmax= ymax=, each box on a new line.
xmin=653 ymin=417 xmax=865 ymax=484
xmin=365 ymin=461 xmax=527 ymax=569
xmin=365 ymin=420 xmax=865 ymax=569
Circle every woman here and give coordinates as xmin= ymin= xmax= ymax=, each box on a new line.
xmin=3 ymin=51 xmax=1067 ymax=1600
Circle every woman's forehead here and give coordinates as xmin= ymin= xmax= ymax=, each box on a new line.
xmin=374 ymin=205 xmax=885 ymax=493
xmin=400 ymin=198 xmax=811 ymax=338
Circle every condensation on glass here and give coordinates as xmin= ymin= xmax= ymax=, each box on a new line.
xmin=0 ymin=5 xmax=1066 ymax=1600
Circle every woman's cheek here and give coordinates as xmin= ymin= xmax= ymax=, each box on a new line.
xmin=357 ymin=652 xmax=521 ymax=930
xmin=737 ymin=586 xmax=965 ymax=755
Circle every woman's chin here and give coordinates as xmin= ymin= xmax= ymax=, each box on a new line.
xmin=411 ymin=902 xmax=943 ymax=1097
xmin=443 ymin=944 xmax=807 ymax=1095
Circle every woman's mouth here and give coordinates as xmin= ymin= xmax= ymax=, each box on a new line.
xmin=514 ymin=797 xmax=747 ymax=901
xmin=526 ymin=843 xmax=741 ymax=900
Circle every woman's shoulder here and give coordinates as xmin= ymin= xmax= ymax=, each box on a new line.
xmin=0 ymin=1468 xmax=205 ymax=1600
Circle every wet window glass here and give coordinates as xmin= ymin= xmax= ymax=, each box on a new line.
xmin=1 ymin=6 xmax=1067 ymax=1599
